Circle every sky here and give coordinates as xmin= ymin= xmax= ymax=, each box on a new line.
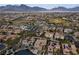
xmin=0 ymin=0 xmax=79 ymax=9
xmin=0 ymin=4 xmax=79 ymax=9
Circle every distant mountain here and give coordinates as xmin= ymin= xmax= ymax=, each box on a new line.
xmin=69 ymin=7 xmax=79 ymax=11
xmin=1 ymin=5 xmax=79 ymax=12
xmin=51 ymin=7 xmax=68 ymax=11
xmin=0 ymin=4 xmax=47 ymax=11
xmin=51 ymin=7 xmax=79 ymax=11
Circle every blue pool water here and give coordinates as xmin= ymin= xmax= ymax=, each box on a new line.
xmin=0 ymin=43 xmax=5 ymax=50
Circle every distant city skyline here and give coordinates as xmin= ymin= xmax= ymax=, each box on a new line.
xmin=0 ymin=4 xmax=79 ymax=9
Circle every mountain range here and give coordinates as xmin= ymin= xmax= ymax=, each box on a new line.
xmin=0 ymin=4 xmax=79 ymax=11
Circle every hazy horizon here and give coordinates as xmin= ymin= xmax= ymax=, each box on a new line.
xmin=0 ymin=4 xmax=79 ymax=9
